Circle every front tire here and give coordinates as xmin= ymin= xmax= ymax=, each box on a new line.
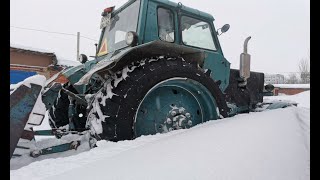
xmin=48 ymin=83 xmax=87 ymax=131
xmin=87 ymin=56 xmax=229 ymax=141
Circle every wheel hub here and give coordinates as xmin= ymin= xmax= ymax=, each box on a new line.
xmin=134 ymin=78 xmax=219 ymax=137
xmin=159 ymin=106 xmax=193 ymax=133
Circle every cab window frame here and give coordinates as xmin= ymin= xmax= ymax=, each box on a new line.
xmin=179 ymin=14 xmax=217 ymax=51
xmin=157 ymin=6 xmax=176 ymax=43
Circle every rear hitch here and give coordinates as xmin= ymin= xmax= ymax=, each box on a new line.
xmin=30 ymin=140 xmax=81 ymax=158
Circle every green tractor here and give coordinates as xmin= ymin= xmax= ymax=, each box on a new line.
xmin=11 ymin=0 xmax=281 ymax=158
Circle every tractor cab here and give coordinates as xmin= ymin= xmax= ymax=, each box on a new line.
xmin=77 ymin=0 xmax=231 ymax=91
xmin=97 ymin=0 xmax=229 ymax=54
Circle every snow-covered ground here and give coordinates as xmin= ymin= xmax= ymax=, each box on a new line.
xmin=264 ymin=91 xmax=310 ymax=109
xmin=10 ymin=91 xmax=310 ymax=180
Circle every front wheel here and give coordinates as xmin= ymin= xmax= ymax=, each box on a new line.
xmin=48 ymin=83 xmax=87 ymax=131
xmin=87 ymin=56 xmax=229 ymax=141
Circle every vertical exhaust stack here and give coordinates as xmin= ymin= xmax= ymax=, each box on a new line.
xmin=239 ymin=36 xmax=251 ymax=87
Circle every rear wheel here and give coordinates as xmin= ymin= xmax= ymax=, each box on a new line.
xmin=87 ymin=56 xmax=229 ymax=141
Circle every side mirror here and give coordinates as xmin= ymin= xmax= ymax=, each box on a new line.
xmin=217 ymin=24 xmax=230 ymax=36
xmin=78 ymin=54 xmax=88 ymax=64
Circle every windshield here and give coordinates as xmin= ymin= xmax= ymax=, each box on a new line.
xmin=97 ymin=0 xmax=140 ymax=56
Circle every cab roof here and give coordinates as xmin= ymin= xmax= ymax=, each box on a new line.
xmin=114 ymin=0 xmax=215 ymax=21
xmin=153 ymin=0 xmax=215 ymax=21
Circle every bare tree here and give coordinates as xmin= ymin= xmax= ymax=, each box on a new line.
xmin=287 ymin=73 xmax=299 ymax=84
xmin=298 ymin=56 xmax=310 ymax=84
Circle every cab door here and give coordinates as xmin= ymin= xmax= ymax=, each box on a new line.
xmin=142 ymin=1 xmax=177 ymax=44
xmin=179 ymin=15 xmax=230 ymax=92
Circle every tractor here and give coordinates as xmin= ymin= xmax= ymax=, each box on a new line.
xmin=11 ymin=0 xmax=286 ymax=160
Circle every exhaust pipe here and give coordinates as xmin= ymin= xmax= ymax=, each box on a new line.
xmin=239 ymin=36 xmax=251 ymax=87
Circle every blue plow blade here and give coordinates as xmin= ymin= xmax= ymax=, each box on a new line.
xmin=10 ymin=83 xmax=43 ymax=159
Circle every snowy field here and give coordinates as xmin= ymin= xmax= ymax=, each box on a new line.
xmin=10 ymin=91 xmax=310 ymax=180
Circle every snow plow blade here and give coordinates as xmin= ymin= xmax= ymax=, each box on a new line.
xmin=10 ymin=83 xmax=44 ymax=159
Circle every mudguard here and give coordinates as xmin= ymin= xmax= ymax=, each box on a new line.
xmin=75 ymin=40 xmax=205 ymax=85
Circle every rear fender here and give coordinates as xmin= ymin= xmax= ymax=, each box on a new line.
xmin=75 ymin=40 xmax=206 ymax=85
xmin=61 ymin=65 xmax=87 ymax=93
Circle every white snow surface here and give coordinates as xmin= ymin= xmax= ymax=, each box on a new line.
xmin=10 ymin=92 xmax=310 ymax=180
xmin=56 ymin=57 xmax=81 ymax=67
xmin=264 ymin=90 xmax=310 ymax=109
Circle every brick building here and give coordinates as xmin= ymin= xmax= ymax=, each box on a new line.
xmin=10 ymin=45 xmax=80 ymax=84
xmin=273 ymin=84 xmax=310 ymax=95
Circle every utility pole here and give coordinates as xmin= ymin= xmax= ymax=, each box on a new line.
xmin=77 ymin=32 xmax=80 ymax=61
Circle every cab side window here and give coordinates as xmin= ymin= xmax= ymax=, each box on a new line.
xmin=157 ymin=8 xmax=175 ymax=42
xmin=180 ymin=16 xmax=216 ymax=50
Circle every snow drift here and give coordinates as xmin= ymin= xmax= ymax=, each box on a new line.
xmin=11 ymin=108 xmax=310 ymax=179
xmin=10 ymin=88 xmax=310 ymax=180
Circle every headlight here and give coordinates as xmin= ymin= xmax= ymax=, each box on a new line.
xmin=125 ymin=31 xmax=138 ymax=46
xmin=78 ymin=54 xmax=88 ymax=64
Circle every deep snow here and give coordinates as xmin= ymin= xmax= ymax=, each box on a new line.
xmin=10 ymin=91 xmax=310 ymax=180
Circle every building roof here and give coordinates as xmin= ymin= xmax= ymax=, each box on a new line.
xmin=10 ymin=44 xmax=58 ymax=65
xmin=10 ymin=43 xmax=81 ymax=67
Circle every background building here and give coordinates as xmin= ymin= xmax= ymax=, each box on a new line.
xmin=264 ymin=74 xmax=285 ymax=84
xmin=273 ymin=84 xmax=310 ymax=95
xmin=10 ymin=44 xmax=80 ymax=84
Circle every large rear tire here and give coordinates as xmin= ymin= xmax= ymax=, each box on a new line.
xmin=87 ymin=56 xmax=229 ymax=141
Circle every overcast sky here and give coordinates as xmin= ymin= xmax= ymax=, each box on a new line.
xmin=10 ymin=0 xmax=309 ymax=74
